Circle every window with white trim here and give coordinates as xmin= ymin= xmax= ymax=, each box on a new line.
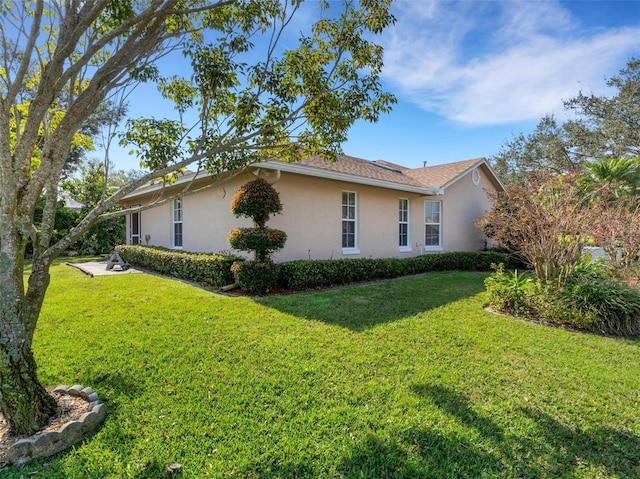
xmin=342 ymin=191 xmax=358 ymax=252
xmin=424 ymin=200 xmax=442 ymax=250
xmin=172 ymin=198 xmax=183 ymax=248
xmin=399 ymin=198 xmax=410 ymax=250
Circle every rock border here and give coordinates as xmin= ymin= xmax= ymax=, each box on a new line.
xmin=2 ymin=385 xmax=106 ymax=466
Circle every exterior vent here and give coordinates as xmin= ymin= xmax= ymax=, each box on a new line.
xmin=369 ymin=161 xmax=402 ymax=174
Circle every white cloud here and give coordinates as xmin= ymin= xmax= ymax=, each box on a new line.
xmin=381 ymin=0 xmax=640 ymax=126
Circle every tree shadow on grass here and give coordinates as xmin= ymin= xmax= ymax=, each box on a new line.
xmin=259 ymin=272 xmax=488 ymax=331
xmin=410 ymin=383 xmax=640 ymax=478
xmin=338 ymin=429 xmax=501 ymax=478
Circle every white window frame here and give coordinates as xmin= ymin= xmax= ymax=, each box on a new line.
xmin=399 ymin=198 xmax=411 ymax=252
xmin=172 ymin=198 xmax=183 ymax=249
xmin=342 ymin=191 xmax=359 ymax=254
xmin=130 ymin=210 xmax=141 ymax=245
xmin=424 ymin=200 xmax=442 ymax=251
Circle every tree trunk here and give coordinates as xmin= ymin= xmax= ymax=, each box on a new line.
xmin=0 ymin=243 xmax=57 ymax=435
xmin=0 ymin=334 xmax=57 ymax=436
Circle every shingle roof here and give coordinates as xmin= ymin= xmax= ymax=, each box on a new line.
xmin=123 ymin=153 xmax=499 ymax=201
xmin=405 ymin=158 xmax=486 ymax=188
xmin=288 ymin=154 xmax=424 ymax=188
xmin=291 ymin=155 xmax=486 ymax=190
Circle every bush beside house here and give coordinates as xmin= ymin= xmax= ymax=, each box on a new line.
xmin=227 ymin=178 xmax=288 ymax=294
xmin=116 ymin=245 xmax=240 ymax=288
xmin=117 ymin=245 xmax=514 ymax=292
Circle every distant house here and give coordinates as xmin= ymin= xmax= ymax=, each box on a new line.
xmin=60 ymin=192 xmax=84 ymax=211
xmin=120 ymin=155 xmax=504 ymax=262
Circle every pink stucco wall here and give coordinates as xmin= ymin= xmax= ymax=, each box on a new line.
xmin=122 ymin=166 xmax=497 ymax=261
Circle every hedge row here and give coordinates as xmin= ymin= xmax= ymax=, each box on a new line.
xmin=115 ymin=246 xmax=515 ymax=292
xmin=115 ymin=245 xmax=240 ymax=288
xmin=278 ymin=251 xmax=513 ymax=290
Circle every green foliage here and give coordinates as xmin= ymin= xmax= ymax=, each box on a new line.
xmin=229 ymin=178 xmax=283 ymax=227
xmin=484 ymin=264 xmax=536 ymax=316
xmin=27 ymin=197 xmax=80 ymax=256
xmin=62 ymin=159 xmax=128 ymax=254
xmin=230 ymin=260 xmax=279 ymax=294
xmin=580 ymin=157 xmax=640 ymax=198
xmin=403 ymin=251 xmax=515 ymax=275
xmin=278 ymin=251 xmax=511 ymax=290
xmin=73 ymin=218 xmax=124 ymax=255
xmin=485 ymin=258 xmax=640 ymax=336
xmin=227 ymin=227 xmax=287 ymax=262
xmin=1 ymin=0 xmax=398 ymax=436
xmin=115 ymin=245 xmax=240 ymax=288
xmin=227 ymin=179 xmax=285 ymax=290
xmin=551 ymin=262 xmax=640 ymax=336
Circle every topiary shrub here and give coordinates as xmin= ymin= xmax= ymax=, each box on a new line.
xmin=228 ymin=178 xmax=287 ymax=291
xmin=227 ymin=227 xmax=287 ymax=262
xmin=231 ymin=260 xmax=279 ymax=294
xmin=230 ymin=178 xmax=283 ymax=228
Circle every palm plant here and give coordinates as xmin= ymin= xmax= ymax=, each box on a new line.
xmin=581 ymin=157 xmax=640 ymax=197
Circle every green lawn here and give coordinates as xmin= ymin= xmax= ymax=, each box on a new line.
xmin=5 ymin=262 xmax=640 ymax=478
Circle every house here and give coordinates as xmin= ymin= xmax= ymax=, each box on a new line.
xmin=120 ymin=155 xmax=504 ymax=262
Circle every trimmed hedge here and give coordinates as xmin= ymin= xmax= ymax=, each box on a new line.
xmin=231 ymin=260 xmax=279 ymax=295
xmin=115 ymin=245 xmax=241 ymax=288
xmin=115 ymin=246 xmax=514 ymax=292
xmin=278 ymin=251 xmax=513 ymax=291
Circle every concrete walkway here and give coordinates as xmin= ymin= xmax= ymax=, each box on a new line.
xmin=67 ymin=261 xmax=144 ymax=277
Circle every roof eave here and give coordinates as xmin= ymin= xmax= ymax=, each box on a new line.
xmin=439 ymin=158 xmax=505 ymax=192
xmin=121 ymin=170 xmax=212 ymax=200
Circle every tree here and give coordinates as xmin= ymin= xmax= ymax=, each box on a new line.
xmin=477 ymin=171 xmax=594 ymax=284
xmin=0 ymin=0 xmax=396 ymax=435
xmin=580 ymin=157 xmax=640 ymax=198
xmin=63 ymin=159 xmax=130 ymax=254
xmin=491 ymin=115 xmax=578 ymax=184
xmin=492 ymin=59 xmax=640 ymax=184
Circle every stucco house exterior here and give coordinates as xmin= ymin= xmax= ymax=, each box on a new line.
xmin=120 ymin=154 xmax=504 ymax=262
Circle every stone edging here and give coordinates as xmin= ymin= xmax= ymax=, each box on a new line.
xmin=3 ymin=385 xmax=106 ymax=466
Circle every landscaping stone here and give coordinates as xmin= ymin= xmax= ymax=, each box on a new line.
xmin=1 ymin=385 xmax=105 ymax=466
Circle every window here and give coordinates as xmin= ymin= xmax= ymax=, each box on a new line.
xmin=130 ymin=211 xmax=141 ymax=245
xmin=172 ymin=198 xmax=183 ymax=248
xmin=342 ymin=191 xmax=358 ymax=253
xmin=399 ymin=198 xmax=410 ymax=251
xmin=424 ymin=201 xmax=442 ymax=250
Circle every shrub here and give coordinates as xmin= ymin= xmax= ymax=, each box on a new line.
xmin=551 ymin=262 xmax=640 ymax=336
xmin=231 ymin=260 xmax=279 ymax=294
xmin=228 ymin=178 xmax=286 ymax=269
xmin=278 ymin=251 xmax=510 ymax=291
xmin=227 ymin=227 xmax=287 ymax=262
xmin=484 ymin=264 xmax=536 ymax=316
xmin=230 ymin=178 xmax=282 ymax=227
xmin=116 ymin=245 xmax=240 ymax=287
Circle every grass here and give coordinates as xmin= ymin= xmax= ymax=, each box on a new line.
xmin=4 ymin=262 xmax=640 ymax=478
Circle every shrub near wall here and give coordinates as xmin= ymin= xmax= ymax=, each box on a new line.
xmin=116 ymin=245 xmax=241 ymax=288
xmin=279 ymin=251 xmax=512 ymax=291
xmin=116 ymin=247 xmax=513 ymax=293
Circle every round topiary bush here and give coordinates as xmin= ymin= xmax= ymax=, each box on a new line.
xmin=227 ymin=227 xmax=287 ymax=262
xmin=227 ymin=178 xmax=287 ymax=293
xmin=230 ymin=178 xmax=283 ymax=227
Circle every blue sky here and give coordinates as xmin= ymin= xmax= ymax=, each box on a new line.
xmin=108 ymin=0 xmax=640 ymax=171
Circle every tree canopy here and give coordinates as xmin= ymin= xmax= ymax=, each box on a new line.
xmin=492 ymin=59 xmax=640 ymax=184
xmin=0 ymin=0 xmax=396 ymax=436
